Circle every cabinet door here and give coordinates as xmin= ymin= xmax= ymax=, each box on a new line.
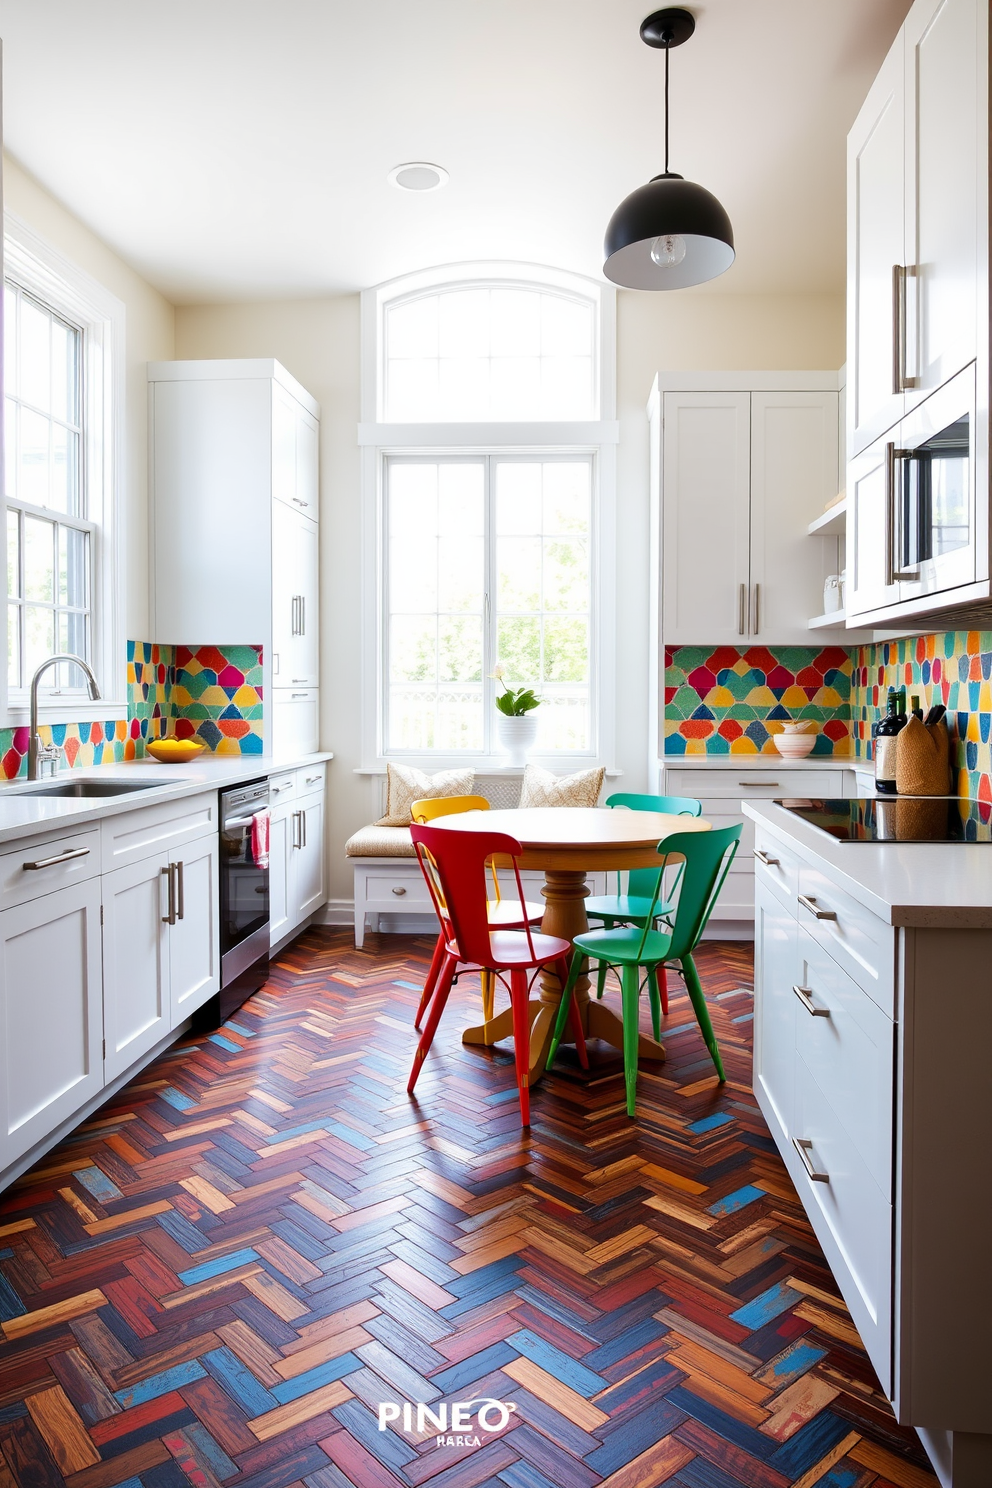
xmin=272 ymin=383 xmax=299 ymax=510
xmin=905 ymin=0 xmax=981 ymax=399
xmin=170 ymin=836 xmax=220 ymax=1025
xmin=271 ymin=498 xmax=296 ymax=685
xmin=295 ymin=409 xmax=319 ymax=519
xmin=847 ymin=436 xmax=901 ymax=621
xmin=269 ymin=803 xmax=294 ymax=946
xmin=749 ymin=392 xmax=839 ymax=641
xmin=294 ymin=797 xmax=326 ymax=922
xmin=848 ymin=32 xmax=907 ymax=455
xmin=0 ymin=881 xmax=103 ymax=1172
xmin=662 ymin=392 xmax=751 ymax=643
xmin=103 ymin=853 xmax=170 ymax=1082
xmin=293 ymin=516 xmax=319 ymax=686
xmin=752 ymin=878 xmax=798 ymax=1146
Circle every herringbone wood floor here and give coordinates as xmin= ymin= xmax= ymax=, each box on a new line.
xmin=0 ymin=930 xmax=937 ymax=1488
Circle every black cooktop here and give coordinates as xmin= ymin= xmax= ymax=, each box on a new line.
xmin=775 ymin=797 xmax=992 ymax=843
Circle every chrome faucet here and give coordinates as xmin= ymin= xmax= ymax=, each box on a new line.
xmin=29 ymin=654 xmax=102 ymax=780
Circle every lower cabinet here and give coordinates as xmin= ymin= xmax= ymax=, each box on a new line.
xmin=102 ymin=831 xmax=219 ymax=1081
xmin=271 ymin=777 xmax=325 ymax=947
xmin=0 ymin=878 xmax=104 ymax=1172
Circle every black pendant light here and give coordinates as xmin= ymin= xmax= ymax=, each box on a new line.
xmin=604 ymin=8 xmax=734 ymax=290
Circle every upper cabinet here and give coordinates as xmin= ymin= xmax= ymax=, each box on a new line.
xmin=846 ymin=0 xmax=989 ymax=626
xmin=654 ymin=380 xmax=841 ymax=647
xmin=148 ymin=359 xmax=321 ymax=753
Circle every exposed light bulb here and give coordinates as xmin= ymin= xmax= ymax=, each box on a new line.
xmin=650 ymin=234 xmax=687 ymax=268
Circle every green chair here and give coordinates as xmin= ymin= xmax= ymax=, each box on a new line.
xmin=585 ymin=793 xmax=703 ymax=1026
xmin=548 ymin=824 xmax=742 ymax=1117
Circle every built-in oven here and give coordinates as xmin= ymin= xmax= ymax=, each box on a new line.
xmin=218 ymin=778 xmax=270 ymax=1021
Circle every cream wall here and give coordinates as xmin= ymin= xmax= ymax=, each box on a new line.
xmin=177 ymin=289 xmax=844 ymax=913
xmin=3 ymin=156 xmax=175 ymax=640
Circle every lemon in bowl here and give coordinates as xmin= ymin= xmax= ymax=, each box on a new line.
xmin=145 ymin=738 xmax=207 ymax=764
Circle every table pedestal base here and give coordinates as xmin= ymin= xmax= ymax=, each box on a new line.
xmin=461 ymin=866 xmax=666 ymax=1083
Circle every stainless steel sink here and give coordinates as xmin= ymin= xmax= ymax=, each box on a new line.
xmin=16 ymin=779 xmax=179 ymax=798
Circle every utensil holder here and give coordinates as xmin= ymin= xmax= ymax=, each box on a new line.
xmin=895 ymin=715 xmax=950 ymax=797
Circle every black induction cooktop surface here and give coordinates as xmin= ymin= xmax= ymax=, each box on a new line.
xmin=775 ymin=797 xmax=992 ymax=843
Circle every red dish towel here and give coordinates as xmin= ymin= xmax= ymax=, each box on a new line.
xmin=251 ymin=809 xmax=270 ymax=869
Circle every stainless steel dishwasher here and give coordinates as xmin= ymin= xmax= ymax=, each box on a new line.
xmin=217 ymin=778 xmax=270 ymax=1019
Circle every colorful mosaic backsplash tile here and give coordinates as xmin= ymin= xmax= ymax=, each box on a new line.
xmin=665 ymin=645 xmax=853 ymax=756
xmin=852 ymin=630 xmax=992 ymax=802
xmin=0 ymin=640 xmax=263 ymax=779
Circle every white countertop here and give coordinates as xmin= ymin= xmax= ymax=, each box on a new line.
xmin=744 ymin=798 xmax=992 ymax=929
xmin=0 ymin=751 xmax=333 ymax=848
xmin=663 ymin=754 xmax=855 ymax=770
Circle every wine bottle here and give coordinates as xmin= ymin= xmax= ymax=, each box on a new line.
xmin=874 ymin=690 xmax=906 ymax=795
xmin=911 ymin=694 xmax=924 ymax=720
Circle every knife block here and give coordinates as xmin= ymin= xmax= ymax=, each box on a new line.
xmin=895 ymin=715 xmax=951 ymax=797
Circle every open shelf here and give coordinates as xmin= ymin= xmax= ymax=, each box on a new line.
xmin=808 ymin=608 xmax=850 ymax=630
xmin=808 ymin=498 xmax=847 ymax=538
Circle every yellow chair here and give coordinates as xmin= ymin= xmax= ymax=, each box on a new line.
xmin=410 ymin=795 xmax=544 ymax=1027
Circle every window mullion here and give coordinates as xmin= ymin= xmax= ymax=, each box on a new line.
xmin=484 ymin=453 xmax=497 ymax=757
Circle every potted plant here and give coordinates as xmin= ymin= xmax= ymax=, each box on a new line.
xmin=493 ymin=664 xmax=541 ymax=766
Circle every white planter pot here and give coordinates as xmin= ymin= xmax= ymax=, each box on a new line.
xmin=497 ymin=713 xmax=539 ymax=767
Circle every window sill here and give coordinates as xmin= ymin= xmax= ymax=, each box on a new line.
xmin=1 ymin=698 xmax=129 ymax=730
xmin=356 ymin=760 xmax=623 ymax=777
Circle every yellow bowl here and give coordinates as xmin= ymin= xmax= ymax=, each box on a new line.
xmin=145 ymin=739 xmax=207 ymax=764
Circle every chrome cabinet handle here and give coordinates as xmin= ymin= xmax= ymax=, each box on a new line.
xmin=741 ymin=781 xmax=780 ymax=788
xmin=892 ymin=264 xmax=905 ymax=394
xmin=751 ymin=583 xmax=760 ymax=634
xmin=793 ymin=983 xmax=830 ymax=1018
xmin=753 ymin=848 xmax=779 ymax=867
xmin=292 ymin=810 xmax=303 ymax=849
xmin=301 ymin=597 xmax=306 ymax=635
xmin=161 ymin=864 xmax=177 ymax=925
xmin=291 ymin=678 xmax=308 ymax=683
xmin=176 ymin=860 xmax=184 ymax=922
xmin=305 ymin=773 xmax=321 ymax=785
xmin=738 ymin=583 xmax=746 ymax=636
xmin=301 ymin=809 xmax=307 ymax=848
xmin=392 ymin=886 xmax=406 ymax=896
xmin=797 ymin=894 xmax=836 ymax=921
xmin=793 ymin=1137 xmax=829 ymax=1183
xmin=22 ymin=845 xmax=90 ymax=871
xmin=291 ymin=692 xmax=309 ymax=699
xmin=292 ymin=495 xmax=310 ymax=508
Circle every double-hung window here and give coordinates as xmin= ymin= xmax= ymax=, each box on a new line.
xmin=362 ymin=264 xmax=617 ymax=769
xmin=2 ymin=217 xmax=125 ymax=720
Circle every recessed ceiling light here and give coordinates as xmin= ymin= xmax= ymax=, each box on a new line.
xmin=388 ymin=162 xmax=449 ymax=192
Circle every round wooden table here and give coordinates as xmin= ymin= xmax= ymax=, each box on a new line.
xmin=430 ymin=806 xmax=711 ymax=1082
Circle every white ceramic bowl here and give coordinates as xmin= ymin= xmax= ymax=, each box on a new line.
xmin=773 ymin=731 xmax=817 ymax=758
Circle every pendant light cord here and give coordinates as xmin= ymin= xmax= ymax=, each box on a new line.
xmin=664 ymin=37 xmax=670 ymax=175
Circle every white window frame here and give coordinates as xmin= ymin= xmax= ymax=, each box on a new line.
xmin=359 ymin=262 xmax=617 ymax=773
xmin=2 ymin=214 xmax=126 ymax=726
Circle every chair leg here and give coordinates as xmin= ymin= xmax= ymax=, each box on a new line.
xmin=509 ymin=968 xmax=532 ymax=1126
xmin=415 ymin=933 xmax=446 ymax=1031
xmin=658 ymin=963 xmax=669 ymax=1016
xmin=546 ymin=950 xmax=583 ymax=1069
xmin=480 ymin=969 xmax=495 ymax=1021
xmin=558 ymin=957 xmax=588 ymax=1069
xmin=646 ymin=967 xmax=662 ymax=1041
xmin=620 ymin=963 xmax=641 ymax=1119
xmin=682 ymin=954 xmax=725 ymax=1082
xmin=407 ymin=957 xmax=457 ymax=1095
xmin=596 ymin=960 xmax=609 ymax=1000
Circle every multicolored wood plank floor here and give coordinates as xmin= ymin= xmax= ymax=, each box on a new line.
xmin=0 ymin=929 xmax=938 ymax=1488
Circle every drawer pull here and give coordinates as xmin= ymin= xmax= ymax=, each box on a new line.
xmin=305 ymin=774 xmax=321 ymax=784
xmin=392 ymin=886 xmax=406 ymax=896
xmin=798 ymin=894 xmax=837 ymax=921
xmin=753 ymin=848 xmax=779 ymax=867
xmin=22 ymin=846 xmax=90 ymax=871
xmin=739 ymin=781 xmax=779 ymax=788
xmin=793 ymin=1136 xmax=829 ymax=1183
xmin=793 ymin=983 xmax=830 ymax=1018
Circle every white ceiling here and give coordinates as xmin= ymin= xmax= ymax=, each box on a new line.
xmin=0 ymin=1 xmax=911 ymax=303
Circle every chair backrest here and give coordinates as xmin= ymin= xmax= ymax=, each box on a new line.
xmin=606 ymin=792 xmax=702 ymax=897
xmin=410 ymin=822 xmax=534 ymax=966
xmin=411 ymin=795 xmax=490 ymax=823
xmin=633 ymin=824 xmax=742 ymax=961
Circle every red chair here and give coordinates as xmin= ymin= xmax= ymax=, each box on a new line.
xmin=409 ymin=823 xmax=588 ymax=1125
xmin=410 ymin=796 xmax=543 ymax=1031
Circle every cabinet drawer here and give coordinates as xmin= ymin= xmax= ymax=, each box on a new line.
xmin=296 ymin=763 xmax=326 ymax=798
xmin=0 ymin=827 xmax=101 ymax=911
xmin=753 ymin=826 xmax=802 ymax=908
xmin=269 ymin=772 xmax=297 ymax=805
xmin=796 ymin=863 xmax=894 ymax=1014
xmin=666 ymin=768 xmax=846 ymax=800
xmin=102 ymin=792 xmax=218 ymax=870
xmin=790 ymin=1057 xmax=892 ymax=1395
xmin=363 ymin=868 xmax=434 ymax=912
xmin=795 ymin=927 xmax=893 ymax=1197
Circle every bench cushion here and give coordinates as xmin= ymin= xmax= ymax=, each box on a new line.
xmin=345 ymin=825 xmax=416 ymax=858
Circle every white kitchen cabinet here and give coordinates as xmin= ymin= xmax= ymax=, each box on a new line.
xmin=270 ymin=769 xmax=327 ymax=949
xmin=651 ymin=377 xmax=841 ymax=649
xmin=148 ymin=359 xmax=321 ymax=754
xmin=0 ymin=878 xmax=103 ymax=1173
xmin=102 ymin=816 xmax=219 ymax=1081
xmin=752 ymin=876 xmax=797 ymax=1142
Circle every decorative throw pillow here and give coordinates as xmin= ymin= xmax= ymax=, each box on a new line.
xmin=376 ymin=763 xmax=476 ymax=827
xmin=518 ymin=763 xmax=605 ymax=809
